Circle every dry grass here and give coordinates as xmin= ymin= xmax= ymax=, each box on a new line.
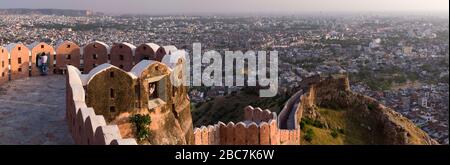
xmin=301 ymin=107 xmax=371 ymax=145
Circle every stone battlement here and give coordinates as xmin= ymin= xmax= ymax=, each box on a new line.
xmin=1 ymin=40 xmax=191 ymax=145
xmin=193 ymin=106 xmax=301 ymax=145
xmin=0 ymin=41 xmax=179 ymax=86
xmin=66 ymin=65 xmax=138 ymax=145
xmin=66 ymin=51 xmax=193 ymax=145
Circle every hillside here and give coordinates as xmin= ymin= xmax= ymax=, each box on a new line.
xmin=298 ymin=75 xmax=438 ymax=145
xmin=192 ymin=75 xmax=439 ymax=145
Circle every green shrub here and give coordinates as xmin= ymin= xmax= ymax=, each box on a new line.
xmin=304 ymin=128 xmax=315 ymax=142
xmin=129 ymin=114 xmax=152 ymax=141
xmin=302 ymin=118 xmax=325 ymax=128
xmin=300 ymin=120 xmax=306 ymax=130
xmin=330 ymin=130 xmax=339 ymax=138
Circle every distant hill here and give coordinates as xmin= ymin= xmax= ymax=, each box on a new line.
xmin=0 ymin=8 xmax=102 ymax=16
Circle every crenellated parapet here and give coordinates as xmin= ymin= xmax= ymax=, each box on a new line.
xmin=66 ymin=65 xmax=138 ymax=145
xmin=194 ymin=106 xmax=301 ymax=145
xmin=0 ymin=41 xmax=179 ymax=85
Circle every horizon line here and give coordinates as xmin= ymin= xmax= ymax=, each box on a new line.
xmin=0 ymin=7 xmax=448 ymax=17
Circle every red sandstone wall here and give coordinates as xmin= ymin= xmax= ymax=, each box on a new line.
xmin=55 ymin=41 xmax=81 ymax=72
xmin=1 ymin=41 xmax=166 ymax=81
xmin=110 ymin=43 xmax=134 ymax=71
xmin=0 ymin=47 xmax=8 ymax=84
xmin=66 ymin=65 xmax=137 ymax=145
xmin=193 ymin=106 xmax=300 ymax=145
xmin=243 ymin=106 xmax=276 ymax=124
xmin=1 ymin=41 xmax=174 ymax=145
xmin=9 ymin=44 xmax=30 ymax=80
xmin=30 ymin=43 xmax=55 ymax=76
xmin=83 ymin=42 xmax=109 ymax=73
xmin=135 ymin=43 xmax=158 ymax=64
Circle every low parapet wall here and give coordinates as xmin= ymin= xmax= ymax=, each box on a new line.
xmin=66 ymin=65 xmax=138 ymax=145
xmin=194 ymin=106 xmax=301 ymax=145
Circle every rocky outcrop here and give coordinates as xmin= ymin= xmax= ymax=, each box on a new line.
xmin=297 ymin=74 xmax=439 ymax=145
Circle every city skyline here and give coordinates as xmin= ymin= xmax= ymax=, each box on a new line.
xmin=0 ymin=0 xmax=448 ymax=15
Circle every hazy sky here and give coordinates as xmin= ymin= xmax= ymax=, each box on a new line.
xmin=0 ymin=0 xmax=448 ymax=15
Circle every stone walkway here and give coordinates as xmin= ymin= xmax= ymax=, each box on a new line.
xmin=0 ymin=76 xmax=74 ymax=145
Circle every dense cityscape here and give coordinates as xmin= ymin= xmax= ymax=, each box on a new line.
xmin=0 ymin=12 xmax=448 ymax=144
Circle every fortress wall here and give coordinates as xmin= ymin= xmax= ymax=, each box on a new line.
xmin=66 ymin=65 xmax=137 ymax=145
xmin=85 ymin=115 xmax=107 ymax=145
xmin=243 ymin=106 xmax=276 ymax=124
xmin=94 ymin=125 xmax=122 ymax=145
xmin=0 ymin=47 xmax=9 ymax=84
xmin=83 ymin=42 xmax=109 ymax=73
xmin=225 ymin=122 xmax=235 ymax=145
xmin=110 ymin=43 xmax=134 ymax=71
xmin=194 ymin=106 xmax=301 ymax=145
xmin=246 ymin=123 xmax=259 ymax=145
xmin=51 ymin=41 xmax=184 ymax=144
xmin=269 ymin=120 xmax=280 ymax=145
xmin=234 ymin=122 xmax=247 ymax=145
xmin=30 ymin=43 xmax=55 ymax=76
xmin=1 ymin=41 xmax=167 ymax=78
xmin=0 ymin=40 xmax=171 ymax=84
xmin=9 ymin=44 xmax=30 ymax=80
xmin=208 ymin=125 xmax=216 ymax=145
xmin=55 ymin=41 xmax=81 ymax=72
xmin=193 ymin=128 xmax=202 ymax=145
xmin=201 ymin=126 xmax=209 ymax=145
xmin=218 ymin=122 xmax=227 ymax=145
xmin=193 ymin=123 xmax=221 ymax=145
xmin=77 ymin=107 xmax=96 ymax=145
xmin=278 ymin=90 xmax=304 ymax=129
xmin=74 ymin=107 xmax=89 ymax=144
xmin=134 ymin=44 xmax=154 ymax=64
xmin=259 ymin=122 xmax=270 ymax=145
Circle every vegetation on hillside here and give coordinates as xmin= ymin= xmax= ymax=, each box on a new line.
xmin=300 ymin=107 xmax=372 ymax=145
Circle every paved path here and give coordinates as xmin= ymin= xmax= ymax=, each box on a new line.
xmin=287 ymin=102 xmax=299 ymax=129
xmin=278 ymin=90 xmax=303 ymax=129
xmin=0 ymin=76 xmax=74 ymax=145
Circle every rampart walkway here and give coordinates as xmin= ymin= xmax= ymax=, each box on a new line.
xmin=0 ymin=76 xmax=73 ymax=144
